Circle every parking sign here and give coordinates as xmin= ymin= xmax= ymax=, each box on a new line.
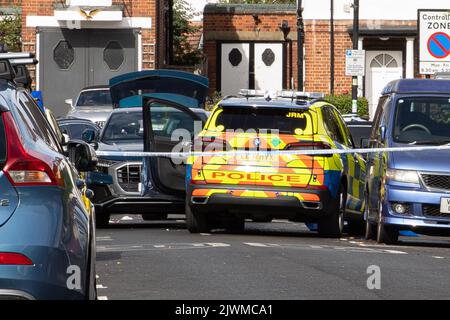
xmin=419 ymin=9 xmax=450 ymax=75
xmin=345 ymin=50 xmax=365 ymax=77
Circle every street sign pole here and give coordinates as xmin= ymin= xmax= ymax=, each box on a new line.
xmin=351 ymin=0 xmax=359 ymax=114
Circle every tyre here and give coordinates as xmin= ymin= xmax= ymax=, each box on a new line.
xmin=318 ymin=185 xmax=345 ymax=238
xmin=185 ymin=202 xmax=210 ymax=233
xmin=364 ymin=193 xmax=376 ymax=240
xmin=95 ymin=208 xmax=110 ymax=228
xmin=376 ymin=213 xmax=399 ymax=245
xmin=226 ymin=218 xmax=245 ymax=234
xmin=143 ymin=213 xmax=168 ymax=221
xmin=346 ymin=220 xmax=365 ymax=236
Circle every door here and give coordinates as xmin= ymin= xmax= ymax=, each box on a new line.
xmin=365 ymin=51 xmax=403 ymax=120
xmin=220 ymin=43 xmax=250 ymax=96
xmin=142 ymin=98 xmax=203 ymax=196
xmin=220 ymin=43 xmax=285 ymax=96
xmin=39 ymin=28 xmax=137 ymax=117
xmin=254 ymin=43 xmax=283 ymax=91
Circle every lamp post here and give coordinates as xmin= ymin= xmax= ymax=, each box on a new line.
xmin=351 ymin=0 xmax=360 ymax=114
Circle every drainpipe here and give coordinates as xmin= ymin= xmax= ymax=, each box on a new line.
xmin=297 ymin=0 xmax=304 ymax=91
xmin=330 ymin=0 xmax=335 ymax=95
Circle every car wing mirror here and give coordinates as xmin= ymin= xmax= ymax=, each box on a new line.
xmin=67 ymin=140 xmax=98 ymax=172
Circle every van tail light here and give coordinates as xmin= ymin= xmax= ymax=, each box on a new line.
xmin=2 ymin=112 xmax=63 ymax=187
xmin=0 ymin=252 xmax=33 ymax=265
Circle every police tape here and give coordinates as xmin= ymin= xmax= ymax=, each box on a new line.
xmin=95 ymin=144 xmax=450 ymax=158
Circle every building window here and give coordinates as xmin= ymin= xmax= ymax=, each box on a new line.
xmin=262 ymin=48 xmax=275 ymax=67
xmin=54 ymin=41 xmax=75 ymax=70
xmin=370 ymin=53 xmax=398 ymax=68
xmin=104 ymin=41 xmax=125 ymax=71
xmin=229 ymin=48 xmax=242 ymax=67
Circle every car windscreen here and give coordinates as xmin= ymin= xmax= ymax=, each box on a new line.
xmin=76 ymin=90 xmax=112 ymax=107
xmin=102 ymin=112 xmax=144 ymax=143
xmin=0 ymin=114 xmax=6 ymax=168
xmin=61 ymin=123 xmax=98 ymax=140
xmin=393 ymin=96 xmax=450 ymax=145
xmin=211 ymin=107 xmax=316 ymax=135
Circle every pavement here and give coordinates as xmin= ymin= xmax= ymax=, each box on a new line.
xmin=95 ymin=214 xmax=450 ymax=300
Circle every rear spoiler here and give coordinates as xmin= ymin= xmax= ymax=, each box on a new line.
xmin=0 ymin=53 xmax=37 ymax=90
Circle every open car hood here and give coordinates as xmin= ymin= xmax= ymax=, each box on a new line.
xmin=109 ymin=70 xmax=209 ymax=109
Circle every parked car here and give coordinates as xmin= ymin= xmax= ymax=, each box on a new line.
xmin=88 ymin=70 xmax=209 ymax=227
xmin=0 ymin=59 xmax=97 ymax=300
xmin=66 ymin=86 xmax=113 ymax=128
xmin=366 ymin=79 xmax=450 ymax=244
xmin=344 ymin=118 xmax=373 ymax=148
xmin=186 ymin=90 xmax=367 ymax=236
xmin=58 ymin=118 xmax=101 ymax=141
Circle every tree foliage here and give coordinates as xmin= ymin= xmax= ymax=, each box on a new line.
xmin=0 ymin=12 xmax=21 ymax=52
xmin=172 ymin=0 xmax=202 ymax=66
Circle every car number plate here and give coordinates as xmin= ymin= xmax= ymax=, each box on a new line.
xmin=440 ymin=198 xmax=450 ymax=214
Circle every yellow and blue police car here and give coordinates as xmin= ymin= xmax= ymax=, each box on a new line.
xmin=186 ymin=90 xmax=367 ymax=237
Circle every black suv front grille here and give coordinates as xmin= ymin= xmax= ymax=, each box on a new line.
xmin=117 ymin=164 xmax=141 ymax=193
xmin=421 ymin=174 xmax=450 ymax=191
xmin=423 ymin=204 xmax=450 ymax=219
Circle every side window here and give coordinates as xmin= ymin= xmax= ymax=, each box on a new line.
xmin=149 ymin=104 xmax=198 ymax=140
xmin=371 ymin=97 xmax=389 ymax=142
xmin=333 ymin=109 xmax=355 ymax=148
xmin=18 ymin=92 xmax=61 ymax=152
xmin=322 ymin=106 xmax=346 ymax=145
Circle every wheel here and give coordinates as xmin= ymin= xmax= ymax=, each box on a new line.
xmin=143 ymin=214 xmax=168 ymax=221
xmin=226 ymin=218 xmax=245 ymax=234
xmin=252 ymin=217 xmax=273 ymax=223
xmin=185 ymin=202 xmax=210 ymax=233
xmin=318 ymin=185 xmax=345 ymax=238
xmin=95 ymin=208 xmax=110 ymax=228
xmin=364 ymin=193 xmax=376 ymax=240
xmin=347 ymin=220 xmax=365 ymax=236
xmin=376 ymin=211 xmax=399 ymax=245
xmin=86 ymin=220 xmax=97 ymax=300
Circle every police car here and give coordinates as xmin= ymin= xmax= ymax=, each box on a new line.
xmin=186 ymin=90 xmax=367 ymax=236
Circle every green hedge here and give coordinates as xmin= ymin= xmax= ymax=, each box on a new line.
xmin=325 ymin=94 xmax=369 ymax=118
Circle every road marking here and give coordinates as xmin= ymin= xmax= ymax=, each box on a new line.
xmin=97 ymin=242 xmax=230 ymax=252
xmin=244 ymin=242 xmax=270 ymax=247
xmin=96 ymin=236 xmax=113 ymax=242
xmin=98 ymin=296 xmax=109 ymax=300
xmin=96 ymin=284 xmax=108 ymax=289
xmin=200 ymin=233 xmax=211 ymax=236
xmin=242 ymin=242 xmax=408 ymax=255
xmin=433 ymin=256 xmax=445 ymax=259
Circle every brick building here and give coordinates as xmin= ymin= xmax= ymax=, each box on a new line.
xmin=202 ymin=1 xmax=450 ymax=118
xmin=0 ymin=0 xmax=169 ymax=116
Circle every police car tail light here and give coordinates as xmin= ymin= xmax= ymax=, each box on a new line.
xmin=2 ymin=112 xmax=63 ymax=187
xmin=192 ymin=137 xmax=228 ymax=153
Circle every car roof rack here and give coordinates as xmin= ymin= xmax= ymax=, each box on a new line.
xmin=0 ymin=59 xmax=16 ymax=82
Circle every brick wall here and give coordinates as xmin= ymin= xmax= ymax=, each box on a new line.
xmin=203 ymin=7 xmax=419 ymax=96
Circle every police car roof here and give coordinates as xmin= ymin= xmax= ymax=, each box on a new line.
xmin=219 ymin=97 xmax=317 ymax=110
xmin=382 ymin=79 xmax=450 ymax=95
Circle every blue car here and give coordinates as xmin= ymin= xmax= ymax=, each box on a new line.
xmin=0 ymin=59 xmax=97 ymax=299
xmin=366 ymin=79 xmax=450 ymax=244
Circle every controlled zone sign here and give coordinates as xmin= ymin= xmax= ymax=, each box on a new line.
xmin=419 ymin=9 xmax=450 ymax=75
xmin=345 ymin=50 xmax=365 ymax=77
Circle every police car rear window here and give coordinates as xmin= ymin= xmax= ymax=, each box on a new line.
xmin=213 ymin=107 xmax=314 ymax=134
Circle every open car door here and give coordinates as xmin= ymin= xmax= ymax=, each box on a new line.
xmin=141 ymin=96 xmax=205 ymax=197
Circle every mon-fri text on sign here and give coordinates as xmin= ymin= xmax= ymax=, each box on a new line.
xmin=419 ymin=9 xmax=450 ymax=75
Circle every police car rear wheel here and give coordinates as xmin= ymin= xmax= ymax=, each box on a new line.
xmin=186 ymin=203 xmax=210 ymax=234
xmin=318 ymin=185 xmax=345 ymax=238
